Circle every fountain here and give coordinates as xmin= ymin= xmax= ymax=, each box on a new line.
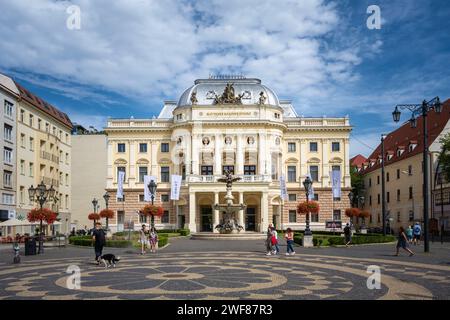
xmin=212 ymin=170 xmax=246 ymax=233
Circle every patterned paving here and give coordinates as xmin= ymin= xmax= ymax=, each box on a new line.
xmin=1 ymin=251 xmax=448 ymax=300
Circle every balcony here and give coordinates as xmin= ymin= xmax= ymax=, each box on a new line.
xmin=186 ymin=174 xmax=272 ymax=183
xmin=39 ymin=176 xmax=59 ymax=187
xmin=40 ymin=150 xmax=59 ymax=164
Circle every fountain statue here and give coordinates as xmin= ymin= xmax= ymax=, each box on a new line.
xmin=212 ymin=170 xmax=246 ymax=233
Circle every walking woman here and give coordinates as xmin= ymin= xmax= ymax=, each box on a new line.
xmin=139 ymin=224 xmax=148 ymax=255
xmin=405 ymin=225 xmax=413 ymax=244
xmin=395 ymin=226 xmax=414 ymax=256
xmin=285 ymin=228 xmax=295 ymax=256
xmin=265 ymin=224 xmax=274 ymax=256
xmin=149 ymin=227 xmax=158 ymax=253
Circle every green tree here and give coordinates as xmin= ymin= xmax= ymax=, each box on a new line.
xmin=350 ymin=165 xmax=365 ymax=207
xmin=438 ymin=132 xmax=450 ymax=181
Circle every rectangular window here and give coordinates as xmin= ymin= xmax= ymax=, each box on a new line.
xmin=20 ymin=186 xmax=24 ymax=204
xmin=161 ymin=210 xmax=169 ymax=223
xmin=138 ymin=166 xmax=147 ymax=183
xmin=3 ymin=147 xmax=12 ymax=164
xmin=368 ymin=178 xmax=372 ymax=187
xmin=313 ymin=193 xmax=319 ymax=201
xmin=289 ymin=210 xmax=297 ymax=223
xmin=408 ymin=165 xmax=412 ymax=175
xmin=161 ymin=194 xmax=169 ymax=202
xmin=201 ymin=165 xmax=213 ymax=176
xmin=409 ymin=210 xmax=414 ymax=221
xmin=369 ymin=195 xmax=372 ymax=206
xmin=397 ymin=189 xmax=400 ymax=201
xmin=387 ymin=192 xmax=390 ymax=203
xmin=386 ymin=172 xmax=390 ymax=182
xmin=288 ymin=142 xmax=296 ymax=152
xmin=139 ymin=143 xmax=147 ymax=153
xmin=309 ymin=142 xmax=318 ymax=152
xmin=4 ymin=100 xmax=13 ymax=117
xmin=3 ymin=171 xmax=12 ymax=188
xmin=117 ymin=166 xmax=126 ymax=181
xmin=244 ymin=165 xmax=256 ymax=175
xmin=38 ymin=119 xmax=42 ymax=130
xmin=29 ymin=137 xmax=34 ymax=151
xmin=20 ymin=109 xmax=25 ymax=122
xmin=333 ymin=210 xmax=341 ymax=221
xmin=20 ymin=160 xmax=25 ymax=175
xmin=332 ymin=142 xmax=340 ymax=152
xmin=65 ymin=174 xmax=69 ymax=186
xmin=377 ymin=194 xmax=380 ymax=204
xmin=409 ymin=186 xmax=413 ymax=199
xmin=161 ymin=143 xmax=169 ymax=153
xmin=222 ymin=165 xmax=234 ymax=175
xmin=2 ymin=193 xmax=14 ymax=205
xmin=139 ymin=213 xmax=147 ymax=223
xmin=29 ymin=162 xmax=34 ymax=177
xmin=377 ymin=175 xmax=380 ymax=184
xmin=118 ymin=195 xmax=126 ymax=203
xmin=139 ymin=194 xmax=145 ymax=202
xmin=161 ymin=166 xmax=170 ymax=182
xmin=397 ymin=169 xmax=400 ymax=179
xmin=117 ymin=143 xmax=125 ymax=153
xmin=287 ymin=166 xmax=296 ymax=182
xmin=4 ymin=124 xmax=12 ymax=141
xmin=397 ymin=212 xmax=401 ymax=223
xmin=65 ymin=195 xmax=69 ymax=209
xmin=288 ymin=194 xmax=297 ymax=202
xmin=311 ymin=212 xmax=319 ymax=222
xmin=310 ymin=166 xmax=319 ymax=182
xmin=29 ymin=115 xmax=33 ymax=127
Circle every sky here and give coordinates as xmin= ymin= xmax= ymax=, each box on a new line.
xmin=0 ymin=0 xmax=449 ymax=158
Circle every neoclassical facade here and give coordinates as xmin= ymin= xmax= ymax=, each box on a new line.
xmin=106 ymin=77 xmax=352 ymax=233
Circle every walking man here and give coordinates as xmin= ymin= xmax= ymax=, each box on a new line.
xmin=344 ymin=223 xmax=352 ymax=247
xmin=92 ymin=222 xmax=106 ymax=264
xmin=413 ymin=222 xmax=422 ymax=246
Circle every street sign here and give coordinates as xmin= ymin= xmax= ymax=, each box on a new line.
xmin=326 ymin=221 xmax=342 ymax=229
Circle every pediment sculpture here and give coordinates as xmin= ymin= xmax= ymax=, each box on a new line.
xmin=213 ymin=83 xmax=243 ymax=104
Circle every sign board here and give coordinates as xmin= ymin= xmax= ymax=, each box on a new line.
xmin=8 ymin=210 xmax=16 ymax=219
xmin=124 ymin=221 xmax=134 ymax=230
xmin=325 ymin=220 xmax=342 ymax=229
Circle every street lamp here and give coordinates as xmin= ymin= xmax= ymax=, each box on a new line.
xmin=28 ymin=181 xmax=55 ymax=254
xmin=92 ymin=198 xmax=99 ymax=213
xmin=103 ymin=191 xmax=111 ymax=230
xmin=381 ymin=134 xmax=387 ymax=236
xmin=302 ymin=176 xmax=312 ymax=236
xmin=147 ymin=179 xmax=157 ymax=229
xmin=392 ymin=96 xmax=441 ymax=253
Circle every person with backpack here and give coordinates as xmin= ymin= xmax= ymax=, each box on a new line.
xmin=92 ymin=222 xmax=106 ymax=264
xmin=413 ymin=222 xmax=422 ymax=245
xmin=405 ymin=225 xmax=413 ymax=244
xmin=344 ymin=223 xmax=352 ymax=247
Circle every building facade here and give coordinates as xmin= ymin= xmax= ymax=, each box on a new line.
xmin=360 ymin=99 xmax=450 ymax=233
xmin=0 ymin=74 xmax=18 ymax=224
xmin=105 ymin=77 xmax=352 ymax=233
xmin=71 ymin=126 xmax=108 ymax=230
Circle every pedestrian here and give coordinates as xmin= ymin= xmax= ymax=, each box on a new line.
xmin=284 ymin=228 xmax=295 ymax=256
xmin=139 ymin=224 xmax=148 ymax=255
xmin=265 ymin=224 xmax=273 ymax=256
xmin=413 ymin=222 xmax=422 ymax=245
xmin=270 ymin=227 xmax=280 ymax=255
xmin=149 ymin=227 xmax=158 ymax=253
xmin=92 ymin=222 xmax=106 ymax=264
xmin=405 ymin=225 xmax=413 ymax=244
xmin=344 ymin=223 xmax=352 ymax=247
xmin=395 ymin=226 xmax=414 ymax=256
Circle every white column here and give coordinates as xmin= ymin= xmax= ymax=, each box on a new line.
xmin=344 ymin=138 xmax=351 ymax=187
xmin=260 ymin=192 xmax=268 ymax=232
xmin=322 ymin=138 xmax=329 ymax=188
xmin=185 ymin=133 xmax=192 ymax=175
xmin=214 ymin=134 xmax=222 ymax=175
xmin=239 ymin=192 xmax=245 ymax=231
xmin=258 ymin=133 xmax=265 ymax=175
xmin=236 ymin=134 xmax=244 ymax=174
xmin=107 ymin=140 xmax=113 ymax=188
xmin=300 ymin=139 xmax=307 ymax=178
xmin=213 ymin=192 xmax=219 ymax=233
xmin=129 ymin=141 xmax=136 ymax=187
xmin=192 ymin=134 xmax=199 ymax=175
xmin=188 ymin=192 xmax=196 ymax=232
xmin=151 ymin=141 xmax=158 ymax=176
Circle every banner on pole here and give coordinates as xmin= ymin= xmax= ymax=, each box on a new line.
xmin=331 ymin=169 xmax=341 ymax=199
xmin=280 ymin=175 xmax=288 ymax=200
xmin=116 ymin=171 xmax=125 ymax=200
xmin=144 ymin=175 xmax=157 ymax=202
xmin=170 ymin=175 xmax=182 ymax=200
xmin=306 ymin=173 xmax=314 ymax=200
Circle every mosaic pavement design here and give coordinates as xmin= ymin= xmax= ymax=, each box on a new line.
xmin=0 ymin=252 xmax=449 ymax=300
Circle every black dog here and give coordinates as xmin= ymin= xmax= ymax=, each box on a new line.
xmin=99 ymin=254 xmax=121 ymax=268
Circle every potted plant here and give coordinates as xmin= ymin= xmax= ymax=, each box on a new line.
xmin=88 ymin=213 xmax=101 ymax=229
xmin=99 ymin=209 xmax=114 ymax=231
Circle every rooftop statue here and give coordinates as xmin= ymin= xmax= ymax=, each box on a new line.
xmin=214 ymin=83 xmax=244 ymax=104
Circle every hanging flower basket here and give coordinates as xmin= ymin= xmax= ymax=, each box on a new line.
xmin=88 ymin=213 xmax=101 ymax=221
xmin=28 ymin=208 xmax=58 ymax=224
xmin=359 ymin=210 xmax=370 ymax=218
xmin=141 ymin=205 xmax=164 ymax=217
xmin=345 ymin=208 xmax=361 ymax=218
xmin=99 ymin=209 xmax=114 ymax=219
xmin=296 ymin=201 xmax=320 ymax=215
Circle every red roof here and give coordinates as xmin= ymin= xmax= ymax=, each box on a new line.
xmin=350 ymin=154 xmax=367 ymax=168
xmin=361 ymin=98 xmax=450 ymax=174
xmin=14 ymin=81 xmax=73 ymax=129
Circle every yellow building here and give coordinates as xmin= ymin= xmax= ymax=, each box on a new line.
xmin=360 ymin=99 xmax=450 ymax=233
xmin=0 ymin=74 xmax=73 ymax=234
xmin=105 ymin=77 xmax=352 ymax=233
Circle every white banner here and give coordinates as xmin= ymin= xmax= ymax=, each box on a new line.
xmin=170 ymin=175 xmax=182 ymax=200
xmin=116 ymin=171 xmax=125 ymax=200
xmin=280 ymin=175 xmax=288 ymax=200
xmin=331 ymin=169 xmax=341 ymax=198
xmin=144 ymin=175 xmax=157 ymax=202
xmin=306 ymin=173 xmax=315 ymax=200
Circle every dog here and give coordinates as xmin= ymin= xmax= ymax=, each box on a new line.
xmin=99 ymin=254 xmax=121 ymax=268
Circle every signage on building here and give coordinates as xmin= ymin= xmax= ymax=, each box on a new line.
xmin=8 ymin=210 xmax=16 ymax=219
xmin=124 ymin=221 xmax=134 ymax=230
xmin=325 ymin=221 xmax=342 ymax=229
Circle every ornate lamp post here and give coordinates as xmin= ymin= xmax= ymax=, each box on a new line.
xmin=28 ymin=181 xmax=56 ymax=254
xmin=103 ymin=191 xmax=111 ymax=230
xmin=92 ymin=198 xmax=99 ymax=228
xmin=302 ymin=176 xmax=313 ymax=236
xmin=147 ymin=179 xmax=158 ymax=229
xmin=392 ymin=96 xmax=441 ymax=252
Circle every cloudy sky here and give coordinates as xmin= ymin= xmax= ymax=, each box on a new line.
xmin=1 ymin=0 xmax=449 ymax=157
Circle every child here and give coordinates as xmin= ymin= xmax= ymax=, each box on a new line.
xmin=270 ymin=227 xmax=279 ymax=255
xmin=149 ymin=227 xmax=158 ymax=253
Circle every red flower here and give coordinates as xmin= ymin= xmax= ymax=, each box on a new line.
xmin=99 ymin=209 xmax=114 ymax=219
xmin=88 ymin=213 xmax=101 ymax=221
xmin=345 ymin=208 xmax=361 ymax=218
xmin=27 ymin=208 xmax=58 ymax=224
xmin=140 ymin=205 xmax=164 ymax=217
xmin=296 ymin=201 xmax=320 ymax=215
xmin=359 ymin=210 xmax=370 ymax=218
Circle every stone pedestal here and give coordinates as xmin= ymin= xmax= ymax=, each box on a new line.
xmin=303 ymin=235 xmax=314 ymax=248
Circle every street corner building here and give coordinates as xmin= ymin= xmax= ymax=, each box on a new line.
xmin=105 ymin=76 xmax=352 ymax=234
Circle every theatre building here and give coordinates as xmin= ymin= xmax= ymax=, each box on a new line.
xmin=105 ymin=76 xmax=352 ymax=233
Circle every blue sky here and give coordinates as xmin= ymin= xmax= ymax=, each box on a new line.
xmin=1 ymin=0 xmax=449 ymax=157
